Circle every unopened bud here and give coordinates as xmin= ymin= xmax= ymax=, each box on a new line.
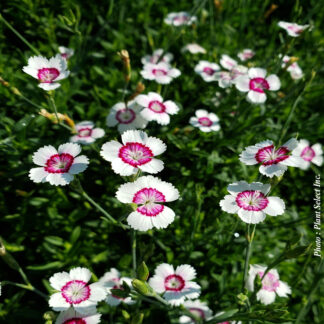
xmin=264 ymin=4 xmax=278 ymax=19
xmin=43 ymin=311 xmax=56 ymax=321
xmin=132 ymin=279 xmax=154 ymax=296
xmin=277 ymin=91 xmax=285 ymax=98
xmin=128 ymin=82 xmax=145 ymax=101
xmin=137 ymin=261 xmax=149 ymax=281
xmin=131 ymin=313 xmax=144 ymax=324
xmin=118 ymin=50 xmax=131 ymax=82
xmin=213 ymin=0 xmax=223 ymax=11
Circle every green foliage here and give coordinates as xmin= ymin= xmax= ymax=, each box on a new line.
xmin=0 ymin=0 xmax=324 ymax=323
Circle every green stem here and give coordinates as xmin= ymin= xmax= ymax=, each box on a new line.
xmin=48 ymin=93 xmax=60 ymax=124
xmin=242 ymin=224 xmax=256 ymax=292
xmin=74 ymin=179 xmax=128 ymax=230
xmin=295 ymin=260 xmax=323 ymax=324
xmin=0 ymin=14 xmax=41 ymax=56
xmin=132 ymin=230 xmax=137 ymax=276
xmin=2 ymin=281 xmax=48 ymax=300
xmin=278 ymin=71 xmax=316 ymax=145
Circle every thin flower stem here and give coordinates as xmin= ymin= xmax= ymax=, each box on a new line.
xmin=0 ymin=14 xmax=41 ymax=56
xmin=242 ymin=224 xmax=256 ymax=291
xmin=295 ymin=259 xmax=323 ymax=324
xmin=73 ymin=179 xmax=128 ymax=230
xmin=278 ymin=71 xmax=316 ymax=145
xmin=132 ymin=230 xmax=137 ymax=276
xmin=48 ymin=94 xmax=60 ymax=124
xmin=2 ymin=281 xmax=48 ymax=300
xmin=20 ymin=94 xmax=45 ymax=111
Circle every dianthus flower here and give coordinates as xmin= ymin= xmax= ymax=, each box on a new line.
xmin=292 ymin=139 xmax=323 ymax=170
xmin=189 ymin=109 xmax=220 ymax=132
xmin=100 ymin=130 xmax=166 ymax=176
xmin=23 ymin=54 xmax=70 ymax=91
xmin=141 ymin=62 xmax=181 ymax=84
xmin=278 ymin=21 xmax=309 ymax=37
xmin=164 ymin=12 xmax=197 ymax=26
xmin=149 ymin=263 xmax=201 ymax=306
xmin=70 ymin=121 xmax=105 ymax=145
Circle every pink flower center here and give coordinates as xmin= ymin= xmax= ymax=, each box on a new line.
xmin=37 ymin=68 xmax=60 ymax=83
xmin=301 ymin=146 xmax=315 ymax=161
xmin=61 ymin=280 xmax=91 ymax=304
xmin=116 ymin=108 xmax=136 ymax=124
xmin=249 ymin=77 xmax=269 ymax=93
xmin=243 ymin=52 xmax=254 ymax=59
xmin=203 ymin=67 xmax=215 ymax=76
xmin=148 ymin=100 xmax=166 ymax=113
xmin=255 ymin=145 xmax=290 ymax=165
xmin=78 ymin=127 xmax=92 ymax=138
xmin=45 ymin=153 xmax=74 ymax=173
xmin=236 ymin=190 xmax=269 ymax=211
xmin=218 ymin=322 xmax=230 ymax=324
xmin=198 ymin=117 xmax=213 ymax=127
xmin=119 ymin=142 xmax=153 ymax=167
xmin=258 ymin=271 xmax=280 ymax=292
xmin=63 ymin=318 xmax=86 ymax=324
xmin=164 ymin=274 xmax=185 ymax=291
xmin=287 ymin=25 xmax=303 ymax=34
xmin=173 ymin=15 xmax=189 ymax=24
xmin=189 ymin=308 xmax=205 ymax=319
xmin=61 ymin=53 xmax=69 ymax=59
xmin=133 ymin=188 xmax=166 ymax=217
xmin=152 ymin=69 xmax=167 ymax=76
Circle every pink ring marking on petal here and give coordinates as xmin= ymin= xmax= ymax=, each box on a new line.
xmin=61 ymin=280 xmax=91 ymax=304
xmin=258 ymin=271 xmax=280 ymax=292
xmin=37 ymin=68 xmax=60 ymax=83
xmin=78 ymin=127 xmax=93 ymax=138
xmin=236 ymin=190 xmax=269 ymax=211
xmin=116 ymin=108 xmax=136 ymax=124
xmin=152 ymin=69 xmax=167 ymax=76
xmin=189 ymin=308 xmax=206 ymax=319
xmin=300 ymin=146 xmax=315 ymax=161
xmin=45 ymin=153 xmax=74 ymax=173
xmin=203 ymin=67 xmax=215 ymax=76
xmin=148 ymin=100 xmax=166 ymax=113
xmin=198 ymin=117 xmax=213 ymax=127
xmin=249 ymin=77 xmax=270 ymax=93
xmin=63 ymin=318 xmax=87 ymax=324
xmin=133 ymin=188 xmax=166 ymax=217
xmin=255 ymin=145 xmax=290 ymax=166
xmin=164 ymin=274 xmax=185 ymax=291
xmin=119 ymin=142 xmax=153 ymax=167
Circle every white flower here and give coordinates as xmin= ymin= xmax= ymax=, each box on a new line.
xmin=58 ymin=46 xmax=74 ymax=60
xmin=164 ymin=12 xmax=197 ymax=26
xmin=194 ymin=60 xmax=220 ymax=82
xmin=182 ymin=43 xmax=206 ymax=54
xmin=278 ymin=21 xmax=309 ymax=37
xmin=292 ymin=139 xmax=323 ymax=170
xmin=116 ymin=176 xmax=179 ymax=231
xmin=141 ymin=48 xmax=173 ymax=65
xmin=70 ymin=121 xmax=105 ymax=145
xmin=280 ymin=55 xmax=303 ymax=80
xmin=235 ymin=68 xmax=280 ymax=103
xmin=99 ymin=268 xmax=135 ymax=306
xmin=55 ymin=308 xmax=101 ymax=324
xmin=149 ymin=263 xmax=201 ymax=306
xmin=239 ymin=138 xmax=304 ymax=177
xmin=135 ymin=92 xmax=179 ymax=125
xmin=141 ymin=62 xmax=181 ymax=84
xmin=216 ymin=55 xmax=248 ymax=88
xmin=238 ymin=49 xmax=255 ymax=61
xmin=100 ymin=130 xmax=166 ymax=176
xmin=106 ymin=100 xmax=148 ymax=133
xmin=49 ymin=267 xmax=106 ymax=315
xmin=22 ymin=54 xmax=70 ymax=91
xmin=179 ymin=300 xmax=212 ymax=323
xmin=29 ymin=143 xmax=89 ymax=186
xmin=220 ymin=181 xmax=285 ymax=224
xmin=247 ymin=264 xmax=291 ymax=305
xmin=189 ymin=109 xmax=220 ymax=132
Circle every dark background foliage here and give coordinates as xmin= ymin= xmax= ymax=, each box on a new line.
xmin=0 ymin=0 xmax=323 ymax=323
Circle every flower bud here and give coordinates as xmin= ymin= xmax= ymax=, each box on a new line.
xmin=131 ymin=313 xmax=144 ymax=324
xmin=137 ymin=261 xmax=149 ymax=281
xmin=118 ymin=50 xmax=131 ymax=82
xmin=132 ymin=279 xmax=154 ymax=296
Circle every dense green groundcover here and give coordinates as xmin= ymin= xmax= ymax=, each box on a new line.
xmin=0 ymin=0 xmax=323 ymax=323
